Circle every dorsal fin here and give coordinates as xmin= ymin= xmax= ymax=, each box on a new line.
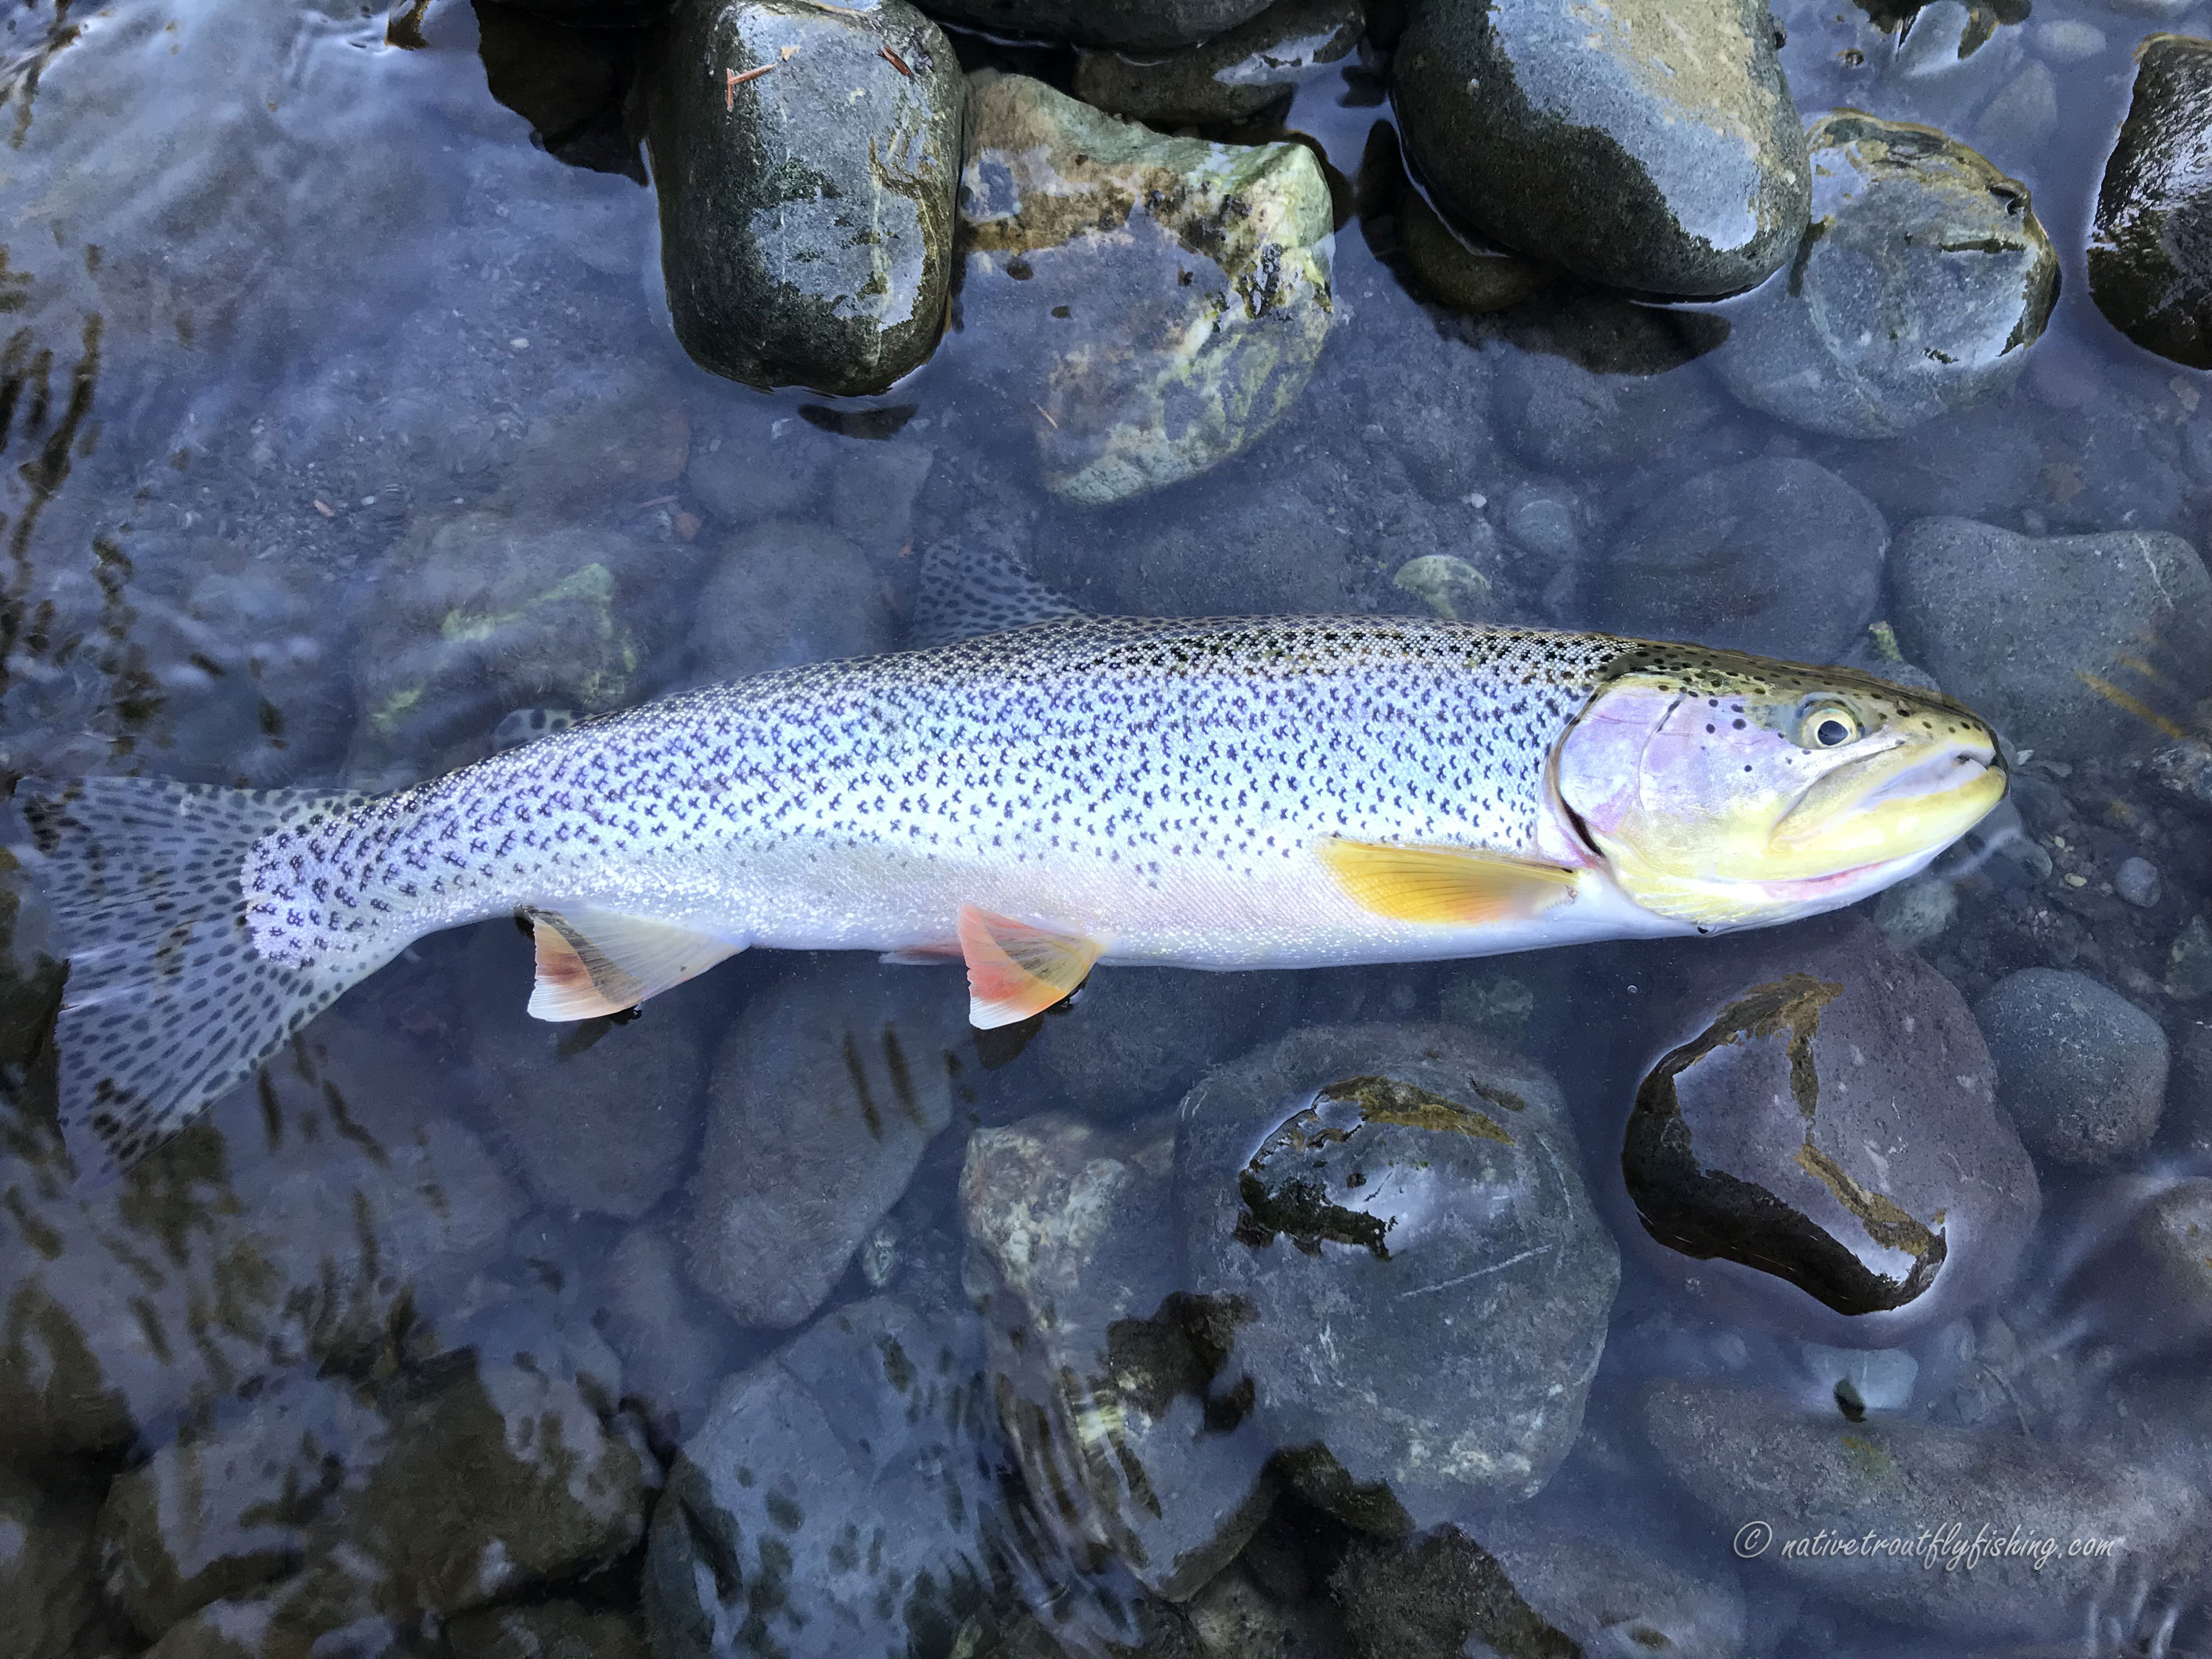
xmin=909 ymin=542 xmax=1086 ymax=649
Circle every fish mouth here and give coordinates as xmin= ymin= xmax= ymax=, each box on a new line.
xmin=1769 ymin=735 xmax=2007 ymax=867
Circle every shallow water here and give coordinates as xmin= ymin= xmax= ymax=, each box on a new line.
xmin=1 ymin=0 xmax=2209 ymax=1654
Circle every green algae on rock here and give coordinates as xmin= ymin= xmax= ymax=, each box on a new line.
xmin=1713 ymin=113 xmax=2059 ymax=439
xmin=1390 ymin=0 xmax=1809 ymax=297
xmin=959 ymin=71 xmax=1335 ymax=504
xmin=2090 ymin=34 xmax=2212 ymax=370
xmin=646 ymin=0 xmax=964 ymax=394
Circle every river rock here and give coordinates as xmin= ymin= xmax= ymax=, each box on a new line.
xmin=646 ymin=0 xmax=963 ymax=394
xmin=1489 ymin=296 xmax=1725 ymax=476
xmin=1888 ymin=518 xmax=2212 ymax=758
xmin=1012 ymin=969 xmax=1270 ymax=1122
xmin=1178 ymin=1025 xmax=1618 ymax=1528
xmin=1391 ymin=0 xmax=1809 ymax=297
xmin=1644 ymin=1379 xmax=2209 ymax=1638
xmin=0 ymin=1466 xmax=100 ymax=1659
xmin=2120 ymin=1179 xmax=2212 ymax=1351
xmin=348 ymin=510 xmax=660 ymax=789
xmin=1329 ymin=1522 xmax=1746 ymax=1659
xmin=1973 ymin=969 xmax=2169 ymax=1169
xmin=0 ymin=1015 xmax=521 ymax=1466
xmin=914 ymin=0 xmax=1273 ymax=48
xmin=1621 ymin=918 xmax=2039 ymax=1346
xmin=2090 ymin=34 xmax=2212 ymax=369
xmin=961 ymin=1114 xmax=1276 ymax=1598
xmin=1713 ymin=112 xmax=2058 ymax=439
xmin=1585 ymin=458 xmax=1886 ymax=663
xmin=643 ymin=1298 xmax=1004 ymax=1659
xmin=1071 ymin=0 xmax=1363 ymax=127
xmin=685 ymin=956 xmax=964 ymax=1329
xmin=959 ymin=72 xmax=1335 ymax=505
xmin=686 ymin=519 xmax=900 ymax=685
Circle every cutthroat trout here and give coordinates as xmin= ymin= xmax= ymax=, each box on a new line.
xmin=22 ymin=581 xmax=2006 ymax=1175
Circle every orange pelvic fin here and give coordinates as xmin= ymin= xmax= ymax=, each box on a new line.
xmin=1318 ymin=838 xmax=1580 ymax=926
xmin=524 ymin=906 xmax=740 ymax=1020
xmin=956 ymin=905 xmax=1103 ymax=1028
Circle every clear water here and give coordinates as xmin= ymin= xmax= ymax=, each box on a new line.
xmin=0 ymin=0 xmax=2208 ymax=1654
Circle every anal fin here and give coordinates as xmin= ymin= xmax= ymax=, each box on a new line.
xmin=524 ymin=906 xmax=742 ymax=1021
xmin=1318 ymin=838 xmax=1580 ymax=926
xmin=956 ymin=905 xmax=1102 ymax=1029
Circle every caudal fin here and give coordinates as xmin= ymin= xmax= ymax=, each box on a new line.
xmin=19 ymin=776 xmax=372 ymax=1178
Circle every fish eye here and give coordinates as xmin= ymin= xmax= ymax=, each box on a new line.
xmin=1795 ymin=701 xmax=1861 ymax=750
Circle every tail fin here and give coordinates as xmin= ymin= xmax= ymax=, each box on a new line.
xmin=19 ymin=776 xmax=371 ymax=1178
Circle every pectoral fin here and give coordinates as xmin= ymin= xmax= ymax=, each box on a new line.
xmin=956 ymin=905 xmax=1102 ymax=1028
xmin=524 ymin=907 xmax=741 ymax=1021
xmin=1318 ymin=838 xmax=1580 ymax=926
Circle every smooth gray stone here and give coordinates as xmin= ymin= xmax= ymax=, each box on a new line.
xmin=2091 ymin=34 xmax=2212 ymax=369
xmin=1178 ymin=1024 xmax=1618 ymax=1528
xmin=1714 ymin=112 xmax=2058 ymax=439
xmin=1391 ymin=0 xmax=1809 ymax=296
xmin=1975 ymin=968 xmax=2169 ymax=1169
xmin=1888 ymin=517 xmax=2212 ymax=759
xmin=646 ymin=0 xmax=963 ymax=394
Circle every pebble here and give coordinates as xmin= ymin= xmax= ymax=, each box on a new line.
xmin=2029 ymin=18 xmax=2106 ymax=62
xmin=1872 ymin=876 xmax=1958 ymax=949
xmin=2092 ymin=34 xmax=2212 ymax=369
xmin=1391 ymin=0 xmax=1809 ymax=296
xmin=1587 ymin=458 xmax=1887 ymax=664
xmin=1645 ymin=1378 xmax=2208 ymax=1638
xmin=959 ymin=71 xmax=1334 ymax=504
xmin=2116 ymin=855 xmax=2164 ymax=908
xmin=1975 ymin=968 xmax=2170 ymax=1169
xmin=1500 ymin=482 xmax=1580 ymax=560
xmin=1178 ymin=1024 xmax=1619 ymax=1527
xmin=1888 ymin=518 xmax=2212 ymax=759
xmin=1711 ymin=114 xmax=2058 ymax=439
xmin=684 ymin=956 xmax=964 ymax=1329
xmin=961 ymin=1113 xmax=1276 ymax=1598
xmin=1070 ymin=0 xmax=1363 ymax=126
xmin=644 ymin=0 xmax=963 ymax=393
xmin=1623 ymin=919 xmax=2039 ymax=1344
xmin=1391 ymin=554 xmax=1494 ymax=621
xmin=642 ymin=1298 xmax=1009 ymax=1659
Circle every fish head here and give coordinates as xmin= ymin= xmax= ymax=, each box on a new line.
xmin=1550 ymin=644 xmax=2006 ymax=928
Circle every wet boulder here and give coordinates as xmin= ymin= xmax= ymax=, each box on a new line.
xmin=1887 ymin=518 xmax=2212 ymax=759
xmin=1391 ymin=0 xmax=1809 ymax=297
xmin=1973 ymin=969 xmax=2169 ymax=1169
xmin=914 ymin=0 xmax=1273 ymax=49
xmin=643 ymin=1298 xmax=1005 ymax=1659
xmin=959 ymin=72 xmax=1335 ymax=504
xmin=1178 ymin=1025 xmax=1619 ymax=1528
xmin=685 ymin=956 xmax=965 ymax=1329
xmin=2090 ymin=34 xmax=2212 ymax=369
xmin=1713 ymin=113 xmax=2059 ymax=439
xmin=1585 ymin=458 xmax=1887 ymax=664
xmin=646 ymin=0 xmax=963 ymax=394
xmin=1644 ymin=1379 xmax=2210 ymax=1638
xmin=1071 ymin=0 xmax=1364 ymax=128
xmin=1621 ymin=919 xmax=2039 ymax=1346
xmin=961 ymin=1114 xmax=1276 ymax=1599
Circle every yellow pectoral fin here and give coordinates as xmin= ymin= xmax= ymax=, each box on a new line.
xmin=956 ymin=905 xmax=1103 ymax=1028
xmin=1318 ymin=838 xmax=1581 ymax=926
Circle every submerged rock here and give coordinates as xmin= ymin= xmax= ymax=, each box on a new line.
xmin=0 ymin=1467 xmax=100 ymax=1659
xmin=914 ymin=0 xmax=1273 ymax=49
xmin=1391 ymin=0 xmax=1809 ymax=296
xmin=1585 ymin=458 xmax=1886 ymax=664
xmin=686 ymin=519 xmax=900 ymax=685
xmin=646 ymin=0 xmax=963 ymax=394
xmin=1973 ymin=969 xmax=2168 ymax=1169
xmin=685 ymin=957 xmax=964 ymax=1329
xmin=1071 ymin=0 xmax=1364 ymax=127
xmin=2090 ymin=34 xmax=2212 ymax=369
xmin=961 ymin=1115 xmax=1276 ymax=1599
xmin=1622 ymin=919 xmax=2039 ymax=1344
xmin=1645 ymin=1380 xmax=2209 ymax=1638
xmin=1888 ymin=518 xmax=2212 ymax=758
xmin=644 ymin=1298 xmax=1005 ymax=1659
xmin=959 ymin=72 xmax=1335 ymax=504
xmin=1489 ymin=295 xmax=1725 ymax=476
xmin=1713 ymin=113 xmax=2058 ymax=439
xmin=1178 ymin=1026 xmax=1618 ymax=1528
